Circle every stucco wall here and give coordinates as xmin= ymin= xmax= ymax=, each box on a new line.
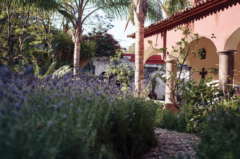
xmin=142 ymin=2 xmax=240 ymax=85
xmin=187 ymin=37 xmax=219 ymax=81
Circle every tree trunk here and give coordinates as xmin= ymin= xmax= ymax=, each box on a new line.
xmin=134 ymin=0 xmax=147 ymax=95
xmin=7 ymin=5 xmax=13 ymax=65
xmin=71 ymin=28 xmax=83 ymax=76
xmin=73 ymin=42 xmax=81 ymax=75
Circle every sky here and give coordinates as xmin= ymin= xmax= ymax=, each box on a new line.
xmin=107 ymin=19 xmax=152 ymax=49
xmin=54 ymin=4 xmax=164 ymax=50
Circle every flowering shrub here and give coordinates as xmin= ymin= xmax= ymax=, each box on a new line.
xmin=105 ymin=49 xmax=134 ymax=90
xmin=197 ymin=105 xmax=240 ymax=159
xmin=0 ymin=67 xmax=158 ymax=159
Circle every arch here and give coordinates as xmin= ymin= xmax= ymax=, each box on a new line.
xmin=224 ymin=27 xmax=240 ymax=50
xmin=186 ymin=37 xmax=218 ymax=82
xmin=170 ymin=36 xmax=218 ymax=82
xmin=143 ymin=48 xmax=163 ymax=64
xmin=170 ymin=36 xmax=217 ymax=64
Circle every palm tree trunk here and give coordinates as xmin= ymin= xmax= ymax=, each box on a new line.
xmin=134 ymin=0 xmax=147 ymax=95
xmin=73 ymin=42 xmax=81 ymax=75
xmin=71 ymin=28 xmax=83 ymax=76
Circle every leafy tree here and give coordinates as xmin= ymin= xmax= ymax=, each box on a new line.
xmin=82 ymin=27 xmax=120 ymax=57
xmin=57 ymin=0 xmax=133 ymax=75
xmin=0 ymin=0 xmax=59 ymax=65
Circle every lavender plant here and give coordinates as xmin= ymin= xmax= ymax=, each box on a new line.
xmin=0 ymin=66 xmax=158 ymax=159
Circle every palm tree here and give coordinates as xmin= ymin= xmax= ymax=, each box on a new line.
xmin=56 ymin=0 xmax=132 ymax=76
xmin=126 ymin=0 xmax=190 ymax=95
xmin=163 ymin=0 xmax=190 ymax=16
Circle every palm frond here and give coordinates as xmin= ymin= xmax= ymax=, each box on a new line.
xmin=58 ymin=9 xmax=75 ymax=21
xmin=164 ymin=0 xmax=190 ymax=16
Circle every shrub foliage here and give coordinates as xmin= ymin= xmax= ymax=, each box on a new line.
xmin=0 ymin=68 xmax=158 ymax=159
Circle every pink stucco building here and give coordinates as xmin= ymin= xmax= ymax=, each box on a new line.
xmin=127 ymin=0 xmax=240 ymax=110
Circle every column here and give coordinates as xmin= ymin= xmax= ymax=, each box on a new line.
xmin=165 ymin=58 xmax=178 ymax=104
xmin=217 ymin=50 xmax=236 ymax=90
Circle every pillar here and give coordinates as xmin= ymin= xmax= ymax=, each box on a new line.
xmin=165 ymin=58 xmax=178 ymax=113
xmin=217 ymin=50 xmax=236 ymax=91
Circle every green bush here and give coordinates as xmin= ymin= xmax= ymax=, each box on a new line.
xmin=154 ymin=101 xmax=215 ymax=133
xmin=0 ymin=71 xmax=158 ymax=159
xmin=155 ymin=103 xmax=194 ymax=132
xmin=197 ymin=105 xmax=240 ymax=159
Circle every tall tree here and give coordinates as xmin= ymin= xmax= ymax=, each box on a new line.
xmin=126 ymin=0 xmax=190 ymax=94
xmin=57 ymin=0 xmax=134 ymax=75
xmin=133 ymin=0 xmax=147 ymax=95
xmin=0 ymin=0 xmax=59 ymax=64
xmin=126 ymin=0 xmax=163 ymax=94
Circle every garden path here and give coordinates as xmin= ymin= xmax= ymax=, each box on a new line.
xmin=141 ymin=128 xmax=200 ymax=159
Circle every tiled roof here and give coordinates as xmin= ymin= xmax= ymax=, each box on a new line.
xmin=123 ymin=54 xmax=165 ymax=64
xmin=127 ymin=0 xmax=229 ymax=38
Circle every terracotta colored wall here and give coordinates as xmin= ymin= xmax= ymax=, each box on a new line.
xmin=187 ymin=37 xmax=218 ymax=81
xmin=143 ymin=2 xmax=240 ymax=83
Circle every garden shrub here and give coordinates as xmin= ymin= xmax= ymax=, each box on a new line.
xmin=0 ymin=69 xmax=158 ymax=159
xmin=155 ymin=103 xmax=195 ymax=133
xmin=197 ymin=105 xmax=240 ymax=159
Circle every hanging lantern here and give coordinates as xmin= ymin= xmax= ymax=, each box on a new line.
xmin=198 ymin=48 xmax=206 ymax=59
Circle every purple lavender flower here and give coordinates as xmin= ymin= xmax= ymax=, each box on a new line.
xmin=15 ymin=103 xmax=21 ymax=111
xmin=180 ymin=100 xmax=184 ymax=105
xmin=62 ymin=114 xmax=67 ymax=120
xmin=86 ymin=97 xmax=90 ymax=102
xmin=133 ymin=112 xmax=136 ymax=116
xmin=125 ymin=115 xmax=129 ymax=118
xmin=182 ymin=112 xmax=185 ymax=115
xmin=96 ymin=92 xmax=102 ymax=96
xmin=48 ymin=121 xmax=53 ymax=127
xmin=226 ymin=113 xmax=230 ymax=117
xmin=207 ymin=118 xmax=210 ymax=121
xmin=177 ymin=114 xmax=180 ymax=119
xmin=214 ymin=117 xmax=217 ymax=121
xmin=56 ymin=103 xmax=61 ymax=110
xmin=20 ymin=96 xmax=25 ymax=104
xmin=78 ymin=108 xmax=82 ymax=113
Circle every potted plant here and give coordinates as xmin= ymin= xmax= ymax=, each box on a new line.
xmin=148 ymin=77 xmax=157 ymax=100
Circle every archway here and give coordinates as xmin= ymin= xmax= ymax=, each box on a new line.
xmin=224 ymin=28 xmax=240 ymax=86
xmin=187 ymin=37 xmax=218 ymax=82
xmin=143 ymin=48 xmax=163 ymax=64
xmin=170 ymin=36 xmax=218 ymax=82
xmin=224 ymin=27 xmax=240 ymax=51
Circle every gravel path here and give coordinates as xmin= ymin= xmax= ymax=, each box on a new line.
xmin=141 ymin=128 xmax=200 ymax=159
